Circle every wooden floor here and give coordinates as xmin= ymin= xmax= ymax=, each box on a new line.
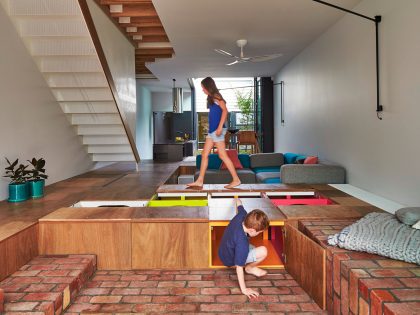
xmin=0 ymin=161 xmax=183 ymax=243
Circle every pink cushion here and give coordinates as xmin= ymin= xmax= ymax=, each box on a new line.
xmin=304 ymin=156 xmax=318 ymax=164
xmin=220 ymin=149 xmax=244 ymax=169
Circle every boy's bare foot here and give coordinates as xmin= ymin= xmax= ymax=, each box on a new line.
xmin=245 ymin=266 xmax=267 ymax=277
xmin=224 ymin=180 xmax=241 ymax=189
xmin=186 ymin=181 xmax=203 ymax=188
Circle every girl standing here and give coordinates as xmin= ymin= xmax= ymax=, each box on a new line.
xmin=188 ymin=77 xmax=241 ymax=188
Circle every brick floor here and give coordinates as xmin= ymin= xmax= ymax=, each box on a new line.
xmin=300 ymin=219 xmax=420 ymax=315
xmin=65 ymin=269 xmax=326 ymax=314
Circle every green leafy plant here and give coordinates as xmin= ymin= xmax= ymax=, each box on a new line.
xmin=3 ymin=158 xmax=30 ymax=184
xmin=235 ymin=89 xmax=254 ymax=130
xmin=27 ymin=158 xmax=48 ymax=181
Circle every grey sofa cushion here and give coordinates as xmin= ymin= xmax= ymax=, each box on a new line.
xmin=250 ymin=153 xmax=284 ymax=168
xmin=395 ymin=207 xmax=420 ymax=226
xmin=280 ymin=161 xmax=345 ymax=184
xmin=195 ymin=168 xmax=256 ymax=184
xmin=256 ymin=172 xmax=280 ymax=183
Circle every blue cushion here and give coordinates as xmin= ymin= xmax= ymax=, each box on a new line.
xmin=196 ymin=154 xmax=223 ymax=169
xmin=252 ymin=166 xmax=281 ymax=173
xmin=284 ymin=153 xmax=300 ymax=164
xmin=238 ymin=154 xmax=250 ymax=168
xmin=263 ymin=177 xmax=281 ymax=184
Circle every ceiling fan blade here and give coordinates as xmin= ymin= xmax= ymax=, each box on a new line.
xmin=226 ymin=59 xmax=248 ymax=66
xmin=249 ymin=53 xmax=283 ymax=62
xmin=226 ymin=60 xmax=239 ymax=66
xmin=214 ymin=49 xmax=237 ymax=58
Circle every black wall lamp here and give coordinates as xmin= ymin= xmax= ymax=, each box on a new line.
xmin=312 ymin=0 xmax=383 ymax=120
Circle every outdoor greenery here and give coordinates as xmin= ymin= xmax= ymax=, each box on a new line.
xmin=235 ymin=89 xmax=254 ymax=130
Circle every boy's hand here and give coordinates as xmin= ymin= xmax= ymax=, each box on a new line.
xmin=215 ymin=127 xmax=222 ymax=136
xmin=242 ymin=288 xmax=259 ymax=299
xmin=235 ymin=197 xmax=243 ymax=207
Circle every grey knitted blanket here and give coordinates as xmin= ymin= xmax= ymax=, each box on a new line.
xmin=328 ymin=212 xmax=420 ymax=265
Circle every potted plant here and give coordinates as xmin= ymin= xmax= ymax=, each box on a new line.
xmin=27 ymin=158 xmax=48 ymax=199
xmin=3 ymin=158 xmax=30 ymax=202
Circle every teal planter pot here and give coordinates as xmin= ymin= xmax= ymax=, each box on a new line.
xmin=29 ymin=180 xmax=45 ymax=199
xmin=8 ymin=182 xmax=29 ymax=203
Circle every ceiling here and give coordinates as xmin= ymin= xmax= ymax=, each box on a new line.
xmin=140 ymin=0 xmax=362 ymax=89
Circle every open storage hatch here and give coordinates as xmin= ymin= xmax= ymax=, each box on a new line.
xmin=209 ymin=222 xmax=284 ymax=268
xmin=264 ymin=191 xmax=335 ymax=206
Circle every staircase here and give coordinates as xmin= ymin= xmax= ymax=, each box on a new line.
xmin=0 ymin=0 xmax=139 ymax=162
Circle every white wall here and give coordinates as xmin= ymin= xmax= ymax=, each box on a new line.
xmin=0 ymin=5 xmax=94 ymax=201
xmin=87 ymin=0 xmax=137 ymax=139
xmin=274 ymin=0 xmax=420 ymax=206
xmin=152 ymin=91 xmax=192 ymax=112
xmin=136 ymin=84 xmax=153 ymax=159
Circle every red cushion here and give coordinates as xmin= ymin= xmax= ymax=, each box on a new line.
xmin=304 ymin=156 xmax=318 ymax=164
xmin=220 ymin=149 xmax=243 ymax=169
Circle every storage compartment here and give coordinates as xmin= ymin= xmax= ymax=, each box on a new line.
xmin=148 ymin=194 xmax=208 ymax=207
xmin=264 ymin=191 xmax=334 ymax=206
xmin=210 ymin=192 xmax=262 ymax=198
xmin=209 ymin=223 xmax=284 ymax=268
xmin=72 ymin=200 xmax=149 ymax=207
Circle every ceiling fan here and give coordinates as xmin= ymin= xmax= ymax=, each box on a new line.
xmin=215 ymin=39 xmax=283 ymax=66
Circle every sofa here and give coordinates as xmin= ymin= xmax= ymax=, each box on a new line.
xmin=194 ymin=152 xmax=346 ymax=184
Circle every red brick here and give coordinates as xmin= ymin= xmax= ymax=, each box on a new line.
xmin=174 ymin=275 xmax=202 ymax=281
xmin=120 ymin=274 xmax=148 ymax=281
xmin=100 ymin=281 xmax=129 ymax=288
xmin=216 ymin=295 xmax=248 ymax=303
xmin=129 ymin=280 xmax=158 ymax=288
xmin=9 ymin=276 xmax=42 ymax=284
xmin=98 ymin=303 xmax=134 ymax=312
xmin=79 ymin=288 xmax=111 ymax=296
xmin=56 ymin=264 xmax=85 ymax=270
xmin=299 ymin=302 xmax=321 ymax=311
xmin=90 ymin=295 xmax=122 ymax=303
xmin=4 ymin=301 xmax=39 ymax=311
xmin=359 ymin=278 xmax=404 ymax=300
xmin=245 ymin=280 xmax=273 ymax=287
xmin=161 ymin=270 xmax=190 ymax=275
xmin=147 ymin=275 xmax=175 ymax=281
xmin=249 ymin=295 xmax=279 ymax=303
xmin=23 ymin=292 xmax=61 ymax=302
xmin=400 ymin=277 xmax=420 ymax=288
xmin=200 ymin=287 xmax=230 ymax=295
xmin=165 ymin=303 xmax=197 ymax=312
xmin=214 ymin=280 xmax=238 ymax=287
xmin=12 ymin=270 xmax=41 ymax=277
xmin=391 ymin=289 xmax=420 ymax=301
xmin=271 ymin=280 xmax=299 ymax=287
xmin=4 ymin=292 xmax=25 ymax=303
xmin=121 ymin=295 xmax=152 ymax=303
xmin=42 ymin=277 xmax=74 ymax=284
xmin=267 ymin=303 xmax=300 ymax=311
xmin=134 ymin=303 xmax=167 ymax=312
xmin=349 ymin=269 xmax=371 ymax=314
xmin=370 ymin=289 xmax=395 ymax=315
xmin=369 ymin=269 xmax=415 ymax=278
xmin=278 ymin=294 xmax=311 ymax=303
xmin=66 ymin=303 xmax=101 ymax=313
xmin=187 ymin=280 xmax=215 ymax=287
xmin=92 ymin=275 xmax=121 ymax=281
xmin=291 ymin=286 xmax=307 ymax=295
xmin=333 ymin=293 xmax=340 ymax=315
xmin=184 ymin=295 xmax=215 ymax=303
xmin=53 ymin=258 xmax=83 ymax=264
xmin=333 ymin=253 xmax=350 ymax=295
xmin=261 ymin=287 xmax=291 ymax=295
xmin=233 ymin=303 xmax=267 ymax=312
xmin=140 ymin=288 xmax=170 ymax=295
xmin=190 ymin=270 xmax=215 ymax=275
xmin=377 ymin=260 xmax=416 ymax=268
xmin=384 ymin=302 xmax=420 ymax=315
xmin=170 ymin=287 xmax=200 ymax=295
xmin=110 ymin=288 xmax=141 ymax=295
xmin=0 ymin=283 xmax=29 ymax=292
xmin=341 ymin=260 xmax=379 ymax=276
xmin=35 ymin=301 xmax=55 ymax=315
xmin=157 ymin=281 xmax=186 ymax=288
xmin=28 ymin=265 xmax=58 ymax=271
xmin=73 ymin=295 xmax=91 ymax=303
xmin=199 ymin=303 xmax=233 ymax=312
xmin=152 ymin=295 xmax=184 ymax=303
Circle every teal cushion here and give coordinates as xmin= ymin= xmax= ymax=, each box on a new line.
xmin=284 ymin=153 xmax=300 ymax=164
xmin=264 ymin=177 xmax=281 ymax=183
xmin=252 ymin=166 xmax=281 ymax=173
xmin=238 ymin=154 xmax=250 ymax=168
xmin=196 ymin=154 xmax=222 ymax=169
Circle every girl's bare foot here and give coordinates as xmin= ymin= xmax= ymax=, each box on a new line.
xmin=224 ymin=179 xmax=241 ymax=189
xmin=186 ymin=181 xmax=203 ymax=187
xmin=245 ymin=266 xmax=267 ymax=277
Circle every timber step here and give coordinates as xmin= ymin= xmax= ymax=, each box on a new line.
xmin=0 ymin=254 xmax=96 ymax=314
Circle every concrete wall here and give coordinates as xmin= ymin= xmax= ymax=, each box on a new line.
xmin=0 ymin=5 xmax=94 ymax=201
xmin=152 ymin=91 xmax=192 ymax=112
xmin=274 ymin=0 xmax=420 ymax=206
xmin=87 ymin=0 xmax=137 ymax=139
xmin=136 ymin=84 xmax=153 ymax=159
